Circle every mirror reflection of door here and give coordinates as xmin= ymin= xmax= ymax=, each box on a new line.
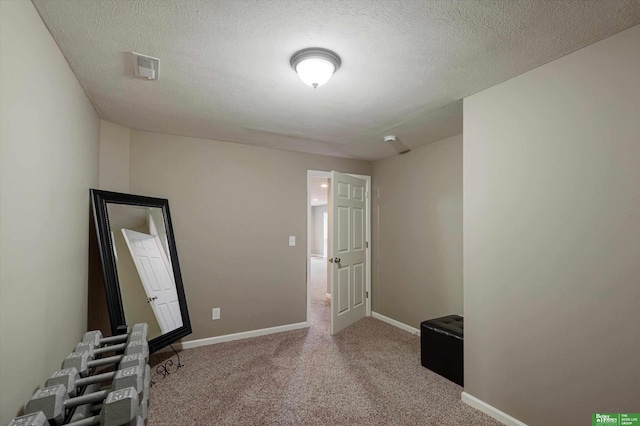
xmin=147 ymin=210 xmax=174 ymax=280
xmin=106 ymin=203 xmax=182 ymax=340
xmin=121 ymin=228 xmax=183 ymax=334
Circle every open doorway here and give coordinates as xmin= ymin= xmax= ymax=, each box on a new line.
xmin=307 ymin=170 xmax=372 ymax=334
xmin=307 ymin=171 xmax=331 ymax=328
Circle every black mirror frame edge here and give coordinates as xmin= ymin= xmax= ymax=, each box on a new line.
xmin=90 ymin=188 xmax=192 ymax=353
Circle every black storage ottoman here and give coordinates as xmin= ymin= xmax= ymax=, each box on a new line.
xmin=420 ymin=315 xmax=463 ymax=386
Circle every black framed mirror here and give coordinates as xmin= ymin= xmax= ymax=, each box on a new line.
xmin=90 ymin=189 xmax=192 ymax=353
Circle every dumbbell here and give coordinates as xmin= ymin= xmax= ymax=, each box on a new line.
xmin=47 ymin=353 xmax=147 ymax=397
xmin=74 ymin=385 xmax=144 ymax=426
xmin=76 ymin=326 xmax=148 ymax=361
xmin=14 ymin=386 xmax=142 ymax=426
xmin=62 ymin=340 xmax=149 ymax=377
xmin=67 ymin=351 xmax=150 ymax=424
xmin=25 ymin=366 xmax=145 ymax=426
xmin=71 ymin=364 xmax=150 ymax=425
xmin=47 ymin=361 xmax=150 ymax=423
xmin=82 ymin=324 xmax=148 ymax=348
xmin=57 ymin=360 xmax=149 ymax=423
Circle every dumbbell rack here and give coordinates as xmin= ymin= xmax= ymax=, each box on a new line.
xmin=9 ymin=323 xmax=150 ymax=426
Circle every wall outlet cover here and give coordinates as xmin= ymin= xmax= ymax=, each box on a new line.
xmin=212 ymin=308 xmax=220 ymax=320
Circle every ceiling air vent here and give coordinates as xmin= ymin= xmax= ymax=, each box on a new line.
xmin=132 ymin=52 xmax=160 ymax=80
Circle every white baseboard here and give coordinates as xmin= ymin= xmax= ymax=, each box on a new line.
xmin=168 ymin=322 xmax=310 ymax=351
xmin=461 ymin=392 xmax=527 ymax=426
xmin=371 ymin=312 xmax=420 ymax=336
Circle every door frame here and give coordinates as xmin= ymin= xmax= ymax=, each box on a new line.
xmin=306 ymin=170 xmax=371 ymax=325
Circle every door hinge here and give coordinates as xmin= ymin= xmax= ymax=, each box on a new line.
xmin=366 ymin=241 xmax=369 ymax=248
xmin=366 ymin=191 xmax=369 ymax=199
xmin=366 ymin=291 xmax=369 ymax=299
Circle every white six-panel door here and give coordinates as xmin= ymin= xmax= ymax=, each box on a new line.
xmin=122 ymin=228 xmax=183 ymax=334
xmin=330 ymin=171 xmax=367 ymax=335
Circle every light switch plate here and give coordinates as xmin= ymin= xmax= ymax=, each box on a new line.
xmin=289 ymin=236 xmax=296 ymax=246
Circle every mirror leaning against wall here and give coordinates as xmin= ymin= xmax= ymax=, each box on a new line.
xmin=90 ymin=189 xmax=192 ymax=353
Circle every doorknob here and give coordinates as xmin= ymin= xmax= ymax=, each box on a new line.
xmin=329 ymin=257 xmax=341 ymax=264
xmin=146 ymin=296 xmax=158 ymax=303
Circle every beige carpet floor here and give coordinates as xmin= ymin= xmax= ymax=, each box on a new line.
xmin=147 ymin=257 xmax=500 ymax=425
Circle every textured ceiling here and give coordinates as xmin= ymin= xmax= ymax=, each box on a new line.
xmin=32 ymin=0 xmax=640 ymax=160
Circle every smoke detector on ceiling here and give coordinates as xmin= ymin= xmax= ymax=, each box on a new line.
xmin=383 ymin=135 xmax=411 ymax=155
xmin=132 ymin=52 xmax=160 ymax=80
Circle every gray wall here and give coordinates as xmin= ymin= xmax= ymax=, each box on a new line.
xmin=128 ymin=130 xmax=371 ymax=340
xmin=0 ymin=2 xmax=100 ymax=422
xmin=371 ymin=134 xmax=463 ymax=328
xmin=99 ymin=120 xmax=130 ymax=192
xmin=463 ymin=25 xmax=639 ymax=425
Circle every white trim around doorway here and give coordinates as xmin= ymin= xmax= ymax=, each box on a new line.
xmin=306 ymin=170 xmax=372 ymax=325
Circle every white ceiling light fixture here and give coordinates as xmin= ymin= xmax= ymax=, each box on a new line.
xmin=290 ymin=48 xmax=341 ymax=89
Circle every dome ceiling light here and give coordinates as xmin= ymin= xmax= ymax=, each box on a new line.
xmin=290 ymin=48 xmax=341 ymax=89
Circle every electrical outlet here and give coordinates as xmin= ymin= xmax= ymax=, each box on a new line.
xmin=212 ymin=308 xmax=220 ymax=320
xmin=289 ymin=236 xmax=296 ymax=246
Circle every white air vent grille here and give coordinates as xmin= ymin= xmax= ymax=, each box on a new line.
xmin=132 ymin=52 xmax=160 ymax=81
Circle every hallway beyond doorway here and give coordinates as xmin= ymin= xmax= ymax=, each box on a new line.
xmin=309 ymin=256 xmax=329 ymax=328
